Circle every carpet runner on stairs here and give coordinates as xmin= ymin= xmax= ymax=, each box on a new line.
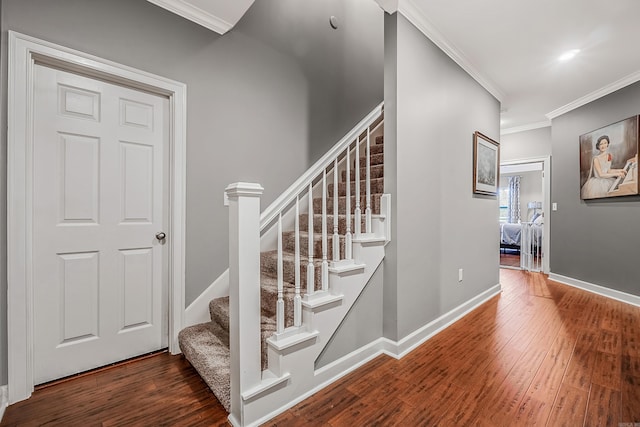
xmin=178 ymin=135 xmax=384 ymax=412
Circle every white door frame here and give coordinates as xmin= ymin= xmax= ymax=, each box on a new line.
xmin=7 ymin=31 xmax=187 ymax=404
xmin=500 ymin=155 xmax=551 ymax=274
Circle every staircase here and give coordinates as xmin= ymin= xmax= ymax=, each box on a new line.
xmin=178 ymin=104 xmax=389 ymax=425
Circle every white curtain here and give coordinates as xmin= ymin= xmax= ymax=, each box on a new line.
xmin=508 ymin=176 xmax=521 ymax=223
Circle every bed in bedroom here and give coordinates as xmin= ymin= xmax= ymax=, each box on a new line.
xmin=499 ymin=215 xmax=543 ymax=253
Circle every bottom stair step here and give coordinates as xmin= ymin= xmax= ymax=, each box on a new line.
xmin=209 ymin=296 xmax=275 ymax=371
xmin=178 ymin=321 xmax=230 ymax=412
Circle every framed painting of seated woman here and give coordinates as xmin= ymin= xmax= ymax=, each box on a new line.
xmin=579 ymin=115 xmax=639 ymax=200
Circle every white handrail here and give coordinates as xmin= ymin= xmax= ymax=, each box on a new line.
xmin=260 ymin=102 xmax=384 ymax=231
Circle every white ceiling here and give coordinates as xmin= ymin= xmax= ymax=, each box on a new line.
xmin=396 ymin=0 xmax=640 ymax=133
xmin=149 ymin=0 xmax=640 ymax=134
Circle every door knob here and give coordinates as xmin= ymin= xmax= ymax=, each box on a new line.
xmin=155 ymin=232 xmax=166 ymax=241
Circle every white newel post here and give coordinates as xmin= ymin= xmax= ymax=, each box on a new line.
xmin=225 ymin=182 xmax=263 ymax=425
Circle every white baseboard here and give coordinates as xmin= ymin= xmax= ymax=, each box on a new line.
xmin=549 ymin=272 xmax=640 ymax=307
xmin=385 ymin=283 xmax=502 ymax=358
xmin=0 ymin=386 xmax=8 ymax=422
xmin=184 ymin=269 xmax=229 ymax=327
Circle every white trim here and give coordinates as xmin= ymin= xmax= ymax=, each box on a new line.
xmin=146 ymin=0 xmax=235 ymax=34
xmin=184 ymin=269 xmax=229 ymax=327
xmin=7 ymin=31 xmax=187 ymax=404
xmin=397 ymin=0 xmax=505 ymax=102
xmin=0 ymin=386 xmax=8 ymax=422
xmin=241 ymin=372 xmax=291 ymax=402
xmin=225 ymin=182 xmax=265 ymax=198
xmin=546 ymin=69 xmax=640 ymax=120
xmin=500 ymin=156 xmax=551 ymax=274
xmin=384 ymin=283 xmax=502 ymax=357
xmin=549 ymin=273 xmax=640 ymax=307
xmin=500 ymin=120 xmax=551 ymax=136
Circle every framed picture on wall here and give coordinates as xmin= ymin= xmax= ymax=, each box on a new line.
xmin=579 ymin=116 xmax=639 ymax=200
xmin=473 ymin=131 xmax=500 ymax=196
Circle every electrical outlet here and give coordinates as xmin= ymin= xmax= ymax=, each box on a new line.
xmin=458 ymin=268 xmax=463 ymax=282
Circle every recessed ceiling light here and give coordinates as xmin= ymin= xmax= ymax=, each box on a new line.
xmin=558 ymin=49 xmax=580 ymax=62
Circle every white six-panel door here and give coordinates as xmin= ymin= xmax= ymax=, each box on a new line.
xmin=32 ymin=64 xmax=169 ymax=384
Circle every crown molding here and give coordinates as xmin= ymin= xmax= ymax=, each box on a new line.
xmin=397 ymin=0 xmax=505 ymax=102
xmin=146 ymin=0 xmax=238 ymax=35
xmin=501 ymin=120 xmax=551 ymax=136
xmin=546 ymin=69 xmax=640 ymax=120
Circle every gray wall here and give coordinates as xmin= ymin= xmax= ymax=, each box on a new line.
xmin=500 ymin=126 xmax=552 ymax=162
xmin=385 ymin=14 xmax=500 ymax=340
xmin=382 ymin=12 xmax=399 ymax=341
xmin=1 ymin=0 xmax=383 ymax=385
xmin=315 ymin=264 xmax=384 ymax=368
xmin=551 ymin=81 xmax=640 ymax=296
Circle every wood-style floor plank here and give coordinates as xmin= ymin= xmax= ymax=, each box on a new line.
xmin=3 ymin=269 xmax=638 ymax=426
xmin=546 ymin=383 xmax=588 ymax=427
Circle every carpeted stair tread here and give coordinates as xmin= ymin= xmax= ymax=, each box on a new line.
xmin=313 ymin=193 xmax=383 ymax=215
xmin=260 ymin=250 xmax=325 ymax=290
xmin=358 ymin=153 xmax=383 ymax=167
xmin=178 ymin=321 xmax=231 ymax=412
xmin=206 ymin=296 xmax=276 ymax=371
xmin=209 ymin=297 xmax=230 ymax=332
xmin=299 ymin=213 xmax=366 ymax=235
xmin=259 ymin=275 xmax=297 ymax=324
xmin=342 ymin=164 xmax=384 ymax=181
xmin=328 ymin=177 xmax=384 ymax=197
xmin=282 ymin=230 xmax=346 ymax=259
xmin=369 ymin=143 xmax=384 ymax=155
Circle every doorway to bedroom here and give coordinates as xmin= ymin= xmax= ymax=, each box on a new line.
xmin=499 ymin=159 xmax=548 ymax=272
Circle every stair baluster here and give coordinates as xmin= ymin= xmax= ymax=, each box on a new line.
xmin=276 ymin=213 xmax=284 ymax=334
xmin=332 ymin=158 xmax=339 ymax=262
xmin=366 ymin=127 xmax=372 ymax=233
xmin=345 ymin=143 xmax=353 ymax=260
xmin=306 ymin=182 xmax=315 ymax=296
xmin=355 ymin=135 xmax=361 ymax=237
xmin=321 ymin=169 xmax=328 ymax=291
xmin=294 ymin=196 xmax=301 ymax=327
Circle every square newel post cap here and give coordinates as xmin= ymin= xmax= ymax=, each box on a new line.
xmin=225 ymin=182 xmax=264 ymax=199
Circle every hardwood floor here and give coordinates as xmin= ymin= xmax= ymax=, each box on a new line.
xmin=0 ymin=352 xmax=229 ymax=427
xmin=3 ymin=269 xmax=639 ymax=426
xmin=500 ymin=249 xmax=521 ymax=268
